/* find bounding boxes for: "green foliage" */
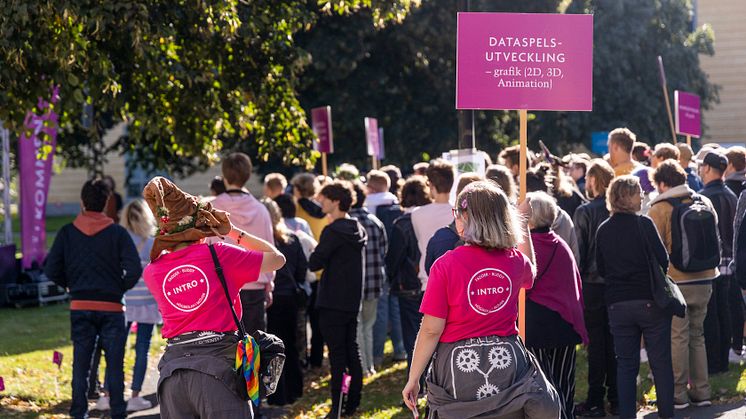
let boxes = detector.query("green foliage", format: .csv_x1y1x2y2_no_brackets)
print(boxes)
0,1,417,177
297,0,562,170
535,0,719,152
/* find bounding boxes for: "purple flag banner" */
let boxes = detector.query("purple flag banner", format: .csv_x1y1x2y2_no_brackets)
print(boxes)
311,106,333,153
365,117,379,157
675,91,701,138
53,350,63,368
19,87,59,269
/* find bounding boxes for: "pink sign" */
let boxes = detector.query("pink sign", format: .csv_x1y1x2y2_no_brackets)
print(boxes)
456,13,593,111
311,106,333,153
0,376,4,391
53,350,63,368
675,91,701,138
365,118,380,157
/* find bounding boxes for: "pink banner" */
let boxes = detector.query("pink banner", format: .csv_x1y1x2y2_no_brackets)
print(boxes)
675,91,701,138
365,118,379,157
311,106,333,153
456,13,593,111
19,87,59,269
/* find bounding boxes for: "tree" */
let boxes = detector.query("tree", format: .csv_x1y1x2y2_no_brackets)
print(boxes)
296,0,561,171
0,1,417,177
535,0,718,152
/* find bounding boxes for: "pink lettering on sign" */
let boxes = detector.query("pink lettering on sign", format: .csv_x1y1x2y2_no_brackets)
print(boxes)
467,268,512,315
456,13,593,111
311,106,334,153
162,265,210,312
675,91,701,138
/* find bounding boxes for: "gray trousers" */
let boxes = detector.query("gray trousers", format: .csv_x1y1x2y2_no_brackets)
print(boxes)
160,369,253,418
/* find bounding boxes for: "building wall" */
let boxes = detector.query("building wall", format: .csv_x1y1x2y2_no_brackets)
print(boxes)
47,124,260,215
698,0,746,144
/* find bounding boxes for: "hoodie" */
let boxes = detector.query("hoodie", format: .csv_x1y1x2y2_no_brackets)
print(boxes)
296,198,329,241
364,191,398,215
309,217,368,313
44,212,142,308
725,169,746,197
209,191,274,290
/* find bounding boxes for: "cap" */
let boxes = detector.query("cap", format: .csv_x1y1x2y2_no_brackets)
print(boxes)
702,151,728,172
694,143,721,163
676,143,693,162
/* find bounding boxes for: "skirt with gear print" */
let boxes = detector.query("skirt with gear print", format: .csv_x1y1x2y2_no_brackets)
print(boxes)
425,335,561,419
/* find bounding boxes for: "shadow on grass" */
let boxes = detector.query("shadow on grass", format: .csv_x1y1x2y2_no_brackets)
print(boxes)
0,304,70,356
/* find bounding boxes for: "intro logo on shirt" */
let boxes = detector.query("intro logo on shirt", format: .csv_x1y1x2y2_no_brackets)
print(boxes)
467,268,512,315
162,265,210,312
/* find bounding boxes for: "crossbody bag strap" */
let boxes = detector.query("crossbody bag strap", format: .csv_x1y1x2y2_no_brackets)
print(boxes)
208,244,247,336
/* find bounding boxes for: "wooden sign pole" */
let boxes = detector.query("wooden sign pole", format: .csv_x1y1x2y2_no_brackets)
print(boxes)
371,156,379,170
686,135,691,148
518,109,528,340
322,152,328,178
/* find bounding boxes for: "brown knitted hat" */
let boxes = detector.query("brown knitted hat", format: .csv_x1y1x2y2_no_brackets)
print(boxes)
143,176,231,260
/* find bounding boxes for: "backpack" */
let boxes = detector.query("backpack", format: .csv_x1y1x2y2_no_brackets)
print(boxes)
375,203,403,240
387,213,422,296
665,195,721,272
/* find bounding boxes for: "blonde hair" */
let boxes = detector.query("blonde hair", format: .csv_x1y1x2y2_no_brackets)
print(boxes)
121,199,156,239
526,192,558,229
606,176,642,214
264,173,287,193
455,180,522,249
260,198,291,245
366,170,391,193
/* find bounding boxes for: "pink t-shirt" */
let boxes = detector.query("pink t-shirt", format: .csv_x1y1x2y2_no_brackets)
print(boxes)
420,245,535,343
143,242,263,338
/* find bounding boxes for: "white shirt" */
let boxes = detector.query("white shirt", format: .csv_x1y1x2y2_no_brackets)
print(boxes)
411,202,454,290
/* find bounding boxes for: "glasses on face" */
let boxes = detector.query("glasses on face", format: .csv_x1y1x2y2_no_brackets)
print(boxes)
452,207,462,218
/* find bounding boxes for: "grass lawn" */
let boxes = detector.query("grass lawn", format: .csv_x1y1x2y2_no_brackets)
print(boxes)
0,304,166,418
2,305,745,418
0,214,76,253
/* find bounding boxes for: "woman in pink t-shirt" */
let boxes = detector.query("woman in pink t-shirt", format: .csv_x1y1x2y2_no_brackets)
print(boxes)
141,177,285,419
402,181,561,418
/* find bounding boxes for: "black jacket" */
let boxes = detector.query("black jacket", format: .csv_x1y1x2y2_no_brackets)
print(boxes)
573,196,610,284
725,179,746,198
44,224,142,303
274,233,308,297
309,217,367,312
699,179,738,260
596,214,668,305
385,213,421,295
424,222,462,275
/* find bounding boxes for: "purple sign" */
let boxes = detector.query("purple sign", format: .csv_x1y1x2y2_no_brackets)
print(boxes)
53,350,63,368
378,128,385,160
456,13,593,111
311,106,333,153
675,91,701,138
19,87,59,269
365,118,379,157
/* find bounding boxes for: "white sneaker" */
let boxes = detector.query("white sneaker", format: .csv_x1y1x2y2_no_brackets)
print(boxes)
94,395,110,411
127,396,153,412
728,349,743,364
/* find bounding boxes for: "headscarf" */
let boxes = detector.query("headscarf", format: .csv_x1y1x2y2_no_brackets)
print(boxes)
143,176,231,261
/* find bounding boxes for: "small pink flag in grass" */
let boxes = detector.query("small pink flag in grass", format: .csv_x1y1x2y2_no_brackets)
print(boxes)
0,376,5,391
53,351,63,368
341,373,351,394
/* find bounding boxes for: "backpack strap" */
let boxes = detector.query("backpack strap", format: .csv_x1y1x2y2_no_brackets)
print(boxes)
208,244,247,336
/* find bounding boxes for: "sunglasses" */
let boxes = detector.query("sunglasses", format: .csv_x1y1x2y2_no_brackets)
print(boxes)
452,207,464,218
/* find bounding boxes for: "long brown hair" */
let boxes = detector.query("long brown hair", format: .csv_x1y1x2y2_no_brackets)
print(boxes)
261,198,291,245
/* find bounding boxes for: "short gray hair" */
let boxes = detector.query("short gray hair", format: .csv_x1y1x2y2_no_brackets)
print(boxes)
526,192,558,229
456,180,523,249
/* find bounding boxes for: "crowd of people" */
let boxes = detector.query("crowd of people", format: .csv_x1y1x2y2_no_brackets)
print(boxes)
42,127,746,419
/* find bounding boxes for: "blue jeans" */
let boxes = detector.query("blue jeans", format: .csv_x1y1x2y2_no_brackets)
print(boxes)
127,322,154,392
608,300,674,419
373,284,406,361
70,310,127,419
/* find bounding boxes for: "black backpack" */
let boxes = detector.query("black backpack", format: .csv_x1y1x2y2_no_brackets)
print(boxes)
386,213,422,296
665,195,721,272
